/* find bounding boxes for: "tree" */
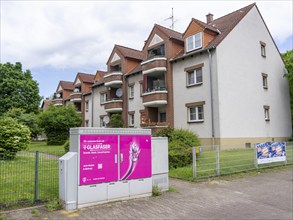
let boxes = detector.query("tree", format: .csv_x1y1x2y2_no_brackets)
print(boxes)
0,62,42,115
4,108,42,139
38,105,82,145
0,116,31,160
282,50,293,125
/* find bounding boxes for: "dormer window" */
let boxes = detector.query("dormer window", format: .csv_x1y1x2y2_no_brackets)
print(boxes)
148,44,165,58
111,64,121,72
186,32,203,52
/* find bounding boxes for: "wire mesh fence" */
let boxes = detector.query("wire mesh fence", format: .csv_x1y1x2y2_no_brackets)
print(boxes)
0,151,61,210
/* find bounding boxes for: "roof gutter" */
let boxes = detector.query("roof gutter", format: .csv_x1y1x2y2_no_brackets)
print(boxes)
207,48,215,146
170,47,214,62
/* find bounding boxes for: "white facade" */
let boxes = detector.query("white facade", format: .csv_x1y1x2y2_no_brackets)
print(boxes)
92,85,107,127
172,5,291,144
84,94,92,127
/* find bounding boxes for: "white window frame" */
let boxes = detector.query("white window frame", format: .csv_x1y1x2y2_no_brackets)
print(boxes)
188,106,204,122
129,86,134,99
261,44,266,57
100,116,106,127
264,108,270,121
129,114,134,127
85,120,89,127
262,75,268,89
100,93,107,104
187,68,203,86
186,32,203,52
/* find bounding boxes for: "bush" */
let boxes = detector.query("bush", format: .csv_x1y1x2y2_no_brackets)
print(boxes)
156,128,200,168
110,114,123,128
64,140,70,153
0,117,31,159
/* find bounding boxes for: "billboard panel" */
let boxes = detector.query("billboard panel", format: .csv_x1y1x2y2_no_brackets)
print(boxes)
256,142,286,164
120,135,152,180
79,135,118,185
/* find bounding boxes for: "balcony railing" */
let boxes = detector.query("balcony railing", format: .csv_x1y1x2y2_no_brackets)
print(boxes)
104,72,123,87
141,57,167,75
70,92,82,102
142,88,167,107
140,121,169,128
104,98,123,113
52,99,63,106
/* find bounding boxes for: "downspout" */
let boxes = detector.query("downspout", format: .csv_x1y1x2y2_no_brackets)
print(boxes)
125,76,129,127
91,88,94,127
207,48,215,146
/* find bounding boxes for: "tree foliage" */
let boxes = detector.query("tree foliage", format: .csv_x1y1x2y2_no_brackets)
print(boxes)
155,127,201,168
110,114,123,128
4,108,42,139
282,50,293,125
0,62,42,115
38,105,82,145
0,116,31,159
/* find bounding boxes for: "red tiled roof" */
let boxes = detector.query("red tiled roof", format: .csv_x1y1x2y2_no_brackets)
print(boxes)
94,70,107,82
115,44,144,60
125,63,142,76
59,81,74,91
155,24,183,41
76,72,96,84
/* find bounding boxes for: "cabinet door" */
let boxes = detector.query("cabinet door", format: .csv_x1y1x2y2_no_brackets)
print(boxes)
119,135,152,180
79,135,118,185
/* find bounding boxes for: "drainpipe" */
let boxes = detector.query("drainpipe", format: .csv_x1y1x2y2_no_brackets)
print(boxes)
125,76,129,127
207,49,215,146
91,88,94,127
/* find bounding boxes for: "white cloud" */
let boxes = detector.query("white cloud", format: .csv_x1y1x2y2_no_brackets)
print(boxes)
1,1,292,74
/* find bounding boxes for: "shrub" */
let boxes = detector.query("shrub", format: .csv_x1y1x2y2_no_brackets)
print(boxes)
110,114,123,128
0,117,31,159
156,128,201,168
46,197,62,211
64,140,70,153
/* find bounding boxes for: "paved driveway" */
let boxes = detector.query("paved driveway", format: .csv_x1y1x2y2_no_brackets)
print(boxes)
3,167,293,219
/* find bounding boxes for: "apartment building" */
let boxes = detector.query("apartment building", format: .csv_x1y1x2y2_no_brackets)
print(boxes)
51,3,292,147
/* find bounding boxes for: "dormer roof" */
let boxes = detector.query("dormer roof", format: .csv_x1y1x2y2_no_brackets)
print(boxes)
74,72,96,85
56,80,74,93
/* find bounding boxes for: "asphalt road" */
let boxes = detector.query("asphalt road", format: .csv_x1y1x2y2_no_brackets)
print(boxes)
2,167,293,219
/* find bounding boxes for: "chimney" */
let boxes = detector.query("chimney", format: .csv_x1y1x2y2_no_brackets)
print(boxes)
206,13,213,23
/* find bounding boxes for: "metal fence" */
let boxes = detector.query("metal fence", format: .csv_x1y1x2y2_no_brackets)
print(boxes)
0,151,61,210
192,142,293,179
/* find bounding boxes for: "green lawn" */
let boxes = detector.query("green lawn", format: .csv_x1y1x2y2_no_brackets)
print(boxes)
169,144,293,180
0,153,59,208
25,141,65,157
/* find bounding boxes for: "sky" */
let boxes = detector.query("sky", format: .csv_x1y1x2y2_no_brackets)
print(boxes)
1,0,292,101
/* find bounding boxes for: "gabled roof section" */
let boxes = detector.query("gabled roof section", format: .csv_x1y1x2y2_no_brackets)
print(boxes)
125,63,142,77
107,44,143,65
94,70,107,82
206,3,255,48
56,80,74,92
74,72,96,84
143,24,183,50
183,18,220,38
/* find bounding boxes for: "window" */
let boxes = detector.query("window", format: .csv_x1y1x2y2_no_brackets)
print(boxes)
100,93,107,104
128,112,135,127
139,81,143,97
85,120,89,127
85,101,89,112
148,44,165,58
129,85,134,99
260,41,266,57
264,105,270,121
186,101,205,123
159,112,166,122
100,116,107,127
187,68,202,86
262,73,268,89
186,32,203,52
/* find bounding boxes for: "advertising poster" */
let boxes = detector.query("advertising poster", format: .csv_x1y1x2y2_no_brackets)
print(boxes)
256,142,286,164
79,135,118,185
120,135,152,180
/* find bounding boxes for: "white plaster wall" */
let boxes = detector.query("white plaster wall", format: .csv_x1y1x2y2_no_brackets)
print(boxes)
172,53,215,138
216,6,291,138
127,74,144,128
84,95,92,127
92,85,107,127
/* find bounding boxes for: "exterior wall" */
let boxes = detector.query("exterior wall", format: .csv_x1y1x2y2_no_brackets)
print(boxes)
84,94,92,127
127,73,144,127
216,6,291,139
92,85,107,127
172,53,215,138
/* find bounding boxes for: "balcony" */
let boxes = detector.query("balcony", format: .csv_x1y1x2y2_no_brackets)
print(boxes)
104,72,123,88
52,99,63,106
70,93,82,102
104,98,123,113
141,57,167,75
140,121,169,128
142,89,168,107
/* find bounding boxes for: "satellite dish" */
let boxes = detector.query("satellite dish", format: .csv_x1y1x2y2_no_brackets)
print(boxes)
56,93,61,98
103,116,110,125
116,88,123,97
74,88,80,93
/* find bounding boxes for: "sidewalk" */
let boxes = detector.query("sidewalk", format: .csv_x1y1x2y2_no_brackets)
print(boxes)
2,167,293,219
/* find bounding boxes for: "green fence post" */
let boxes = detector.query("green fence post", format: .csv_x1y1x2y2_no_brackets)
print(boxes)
34,151,39,203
